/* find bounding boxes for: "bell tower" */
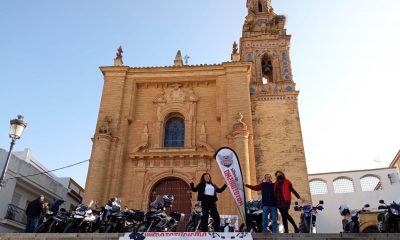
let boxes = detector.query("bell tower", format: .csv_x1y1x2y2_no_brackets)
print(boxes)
240,0,311,204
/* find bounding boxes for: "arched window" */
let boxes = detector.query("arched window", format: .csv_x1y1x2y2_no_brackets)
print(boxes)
261,54,273,83
333,177,355,193
164,116,185,148
360,175,382,191
309,179,328,195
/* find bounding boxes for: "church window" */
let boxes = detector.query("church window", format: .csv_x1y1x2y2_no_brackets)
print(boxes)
164,116,185,148
261,54,273,83
360,175,382,191
309,179,328,195
333,177,355,193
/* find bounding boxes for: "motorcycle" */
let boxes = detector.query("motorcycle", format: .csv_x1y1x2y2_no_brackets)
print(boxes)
239,200,280,233
339,203,370,233
101,198,145,233
136,195,184,232
185,203,215,232
34,199,68,233
63,201,100,233
244,200,262,232
294,200,324,233
377,200,400,233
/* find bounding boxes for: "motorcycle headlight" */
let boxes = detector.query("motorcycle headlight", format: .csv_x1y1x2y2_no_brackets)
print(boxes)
390,208,399,215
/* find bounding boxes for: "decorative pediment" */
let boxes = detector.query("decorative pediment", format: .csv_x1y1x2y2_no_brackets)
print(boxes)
153,83,198,104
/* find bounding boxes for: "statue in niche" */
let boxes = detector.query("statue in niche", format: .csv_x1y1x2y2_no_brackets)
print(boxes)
99,116,112,135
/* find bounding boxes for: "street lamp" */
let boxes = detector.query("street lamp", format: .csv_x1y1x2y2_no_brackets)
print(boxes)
0,115,27,189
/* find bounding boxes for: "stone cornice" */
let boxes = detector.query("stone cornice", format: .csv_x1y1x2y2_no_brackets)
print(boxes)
128,149,214,160
252,91,299,101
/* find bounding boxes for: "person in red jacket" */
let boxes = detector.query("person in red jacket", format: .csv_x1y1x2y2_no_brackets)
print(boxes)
274,171,304,233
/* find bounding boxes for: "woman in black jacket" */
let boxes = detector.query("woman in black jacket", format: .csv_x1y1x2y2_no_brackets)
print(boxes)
190,173,227,232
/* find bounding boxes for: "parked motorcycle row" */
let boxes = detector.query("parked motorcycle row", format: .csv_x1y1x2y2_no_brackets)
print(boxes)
34,196,400,234
339,200,400,233
34,195,184,233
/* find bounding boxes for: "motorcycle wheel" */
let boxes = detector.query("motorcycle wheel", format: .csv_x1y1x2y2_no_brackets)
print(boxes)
63,222,77,233
361,226,379,233
300,221,309,233
185,221,197,232
34,223,49,233
104,224,113,233
348,222,359,233
136,223,151,232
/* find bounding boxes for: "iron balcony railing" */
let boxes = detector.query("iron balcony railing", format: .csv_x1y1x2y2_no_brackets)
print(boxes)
5,204,27,224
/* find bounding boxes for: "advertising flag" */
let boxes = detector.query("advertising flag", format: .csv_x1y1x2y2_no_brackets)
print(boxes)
214,147,247,228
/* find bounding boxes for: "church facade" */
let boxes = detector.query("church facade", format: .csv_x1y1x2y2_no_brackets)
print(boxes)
84,0,311,223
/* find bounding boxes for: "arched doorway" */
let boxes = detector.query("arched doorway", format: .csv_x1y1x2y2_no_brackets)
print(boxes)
149,177,192,231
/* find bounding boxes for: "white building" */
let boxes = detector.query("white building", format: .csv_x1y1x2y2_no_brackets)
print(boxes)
308,166,400,233
0,148,84,233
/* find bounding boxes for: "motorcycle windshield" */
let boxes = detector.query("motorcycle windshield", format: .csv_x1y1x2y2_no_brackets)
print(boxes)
150,195,164,209
75,204,89,212
302,205,313,212
49,199,65,213
392,202,400,210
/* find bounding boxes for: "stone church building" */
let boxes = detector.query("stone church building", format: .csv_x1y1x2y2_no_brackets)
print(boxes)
84,0,311,226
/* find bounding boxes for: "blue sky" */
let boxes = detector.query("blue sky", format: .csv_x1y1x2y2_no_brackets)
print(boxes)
1,0,399,187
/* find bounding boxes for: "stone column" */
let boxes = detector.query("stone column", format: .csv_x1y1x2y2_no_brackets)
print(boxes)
231,113,253,201
84,133,112,204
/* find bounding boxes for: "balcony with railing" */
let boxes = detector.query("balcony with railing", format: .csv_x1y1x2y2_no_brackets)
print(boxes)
4,204,26,225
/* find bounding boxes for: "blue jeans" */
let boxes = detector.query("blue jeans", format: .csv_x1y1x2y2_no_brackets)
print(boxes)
25,216,39,233
262,206,278,233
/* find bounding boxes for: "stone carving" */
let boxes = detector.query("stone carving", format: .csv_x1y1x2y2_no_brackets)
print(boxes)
133,123,150,152
114,46,123,66
174,50,183,66
99,116,112,135
153,84,198,106
232,41,238,54
197,122,214,152
232,112,248,132
167,83,186,102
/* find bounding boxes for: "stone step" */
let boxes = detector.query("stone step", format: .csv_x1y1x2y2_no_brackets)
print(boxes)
0,233,400,240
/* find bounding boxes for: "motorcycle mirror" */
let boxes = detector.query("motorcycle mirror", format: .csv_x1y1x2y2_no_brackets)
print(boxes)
319,200,324,205
379,200,385,204
364,204,370,208
378,205,387,210
295,201,299,205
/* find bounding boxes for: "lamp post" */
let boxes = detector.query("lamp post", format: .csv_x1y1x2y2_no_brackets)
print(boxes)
0,115,27,189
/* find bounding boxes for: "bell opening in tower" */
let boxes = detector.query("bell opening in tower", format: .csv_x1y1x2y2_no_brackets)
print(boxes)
258,1,263,13
261,54,273,83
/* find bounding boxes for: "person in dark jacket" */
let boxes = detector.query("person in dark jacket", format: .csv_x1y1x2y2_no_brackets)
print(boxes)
245,173,277,233
25,195,44,232
190,173,227,232
274,171,304,233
